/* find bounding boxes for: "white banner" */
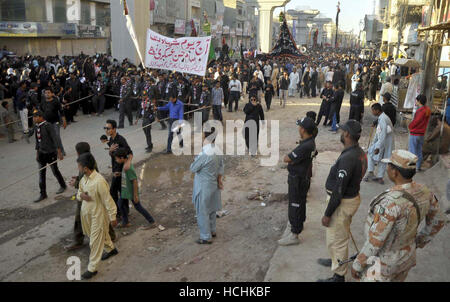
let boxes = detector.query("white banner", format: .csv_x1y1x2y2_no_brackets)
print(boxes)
145,28,211,76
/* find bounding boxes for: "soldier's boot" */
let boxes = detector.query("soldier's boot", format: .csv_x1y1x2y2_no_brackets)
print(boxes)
317,258,332,267
317,274,345,282
277,232,300,246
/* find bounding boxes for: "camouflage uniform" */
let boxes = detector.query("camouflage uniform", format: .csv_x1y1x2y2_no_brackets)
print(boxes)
353,181,445,282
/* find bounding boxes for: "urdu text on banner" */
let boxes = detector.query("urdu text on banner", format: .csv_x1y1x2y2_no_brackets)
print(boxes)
145,28,212,76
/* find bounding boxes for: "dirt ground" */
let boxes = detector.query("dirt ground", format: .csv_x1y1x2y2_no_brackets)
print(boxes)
1,93,448,282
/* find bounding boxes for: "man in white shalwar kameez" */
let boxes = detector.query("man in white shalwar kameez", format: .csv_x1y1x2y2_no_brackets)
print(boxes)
190,129,224,244
289,68,300,97
364,103,394,185
77,153,118,279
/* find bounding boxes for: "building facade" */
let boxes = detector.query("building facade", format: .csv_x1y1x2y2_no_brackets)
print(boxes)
0,0,110,56
110,0,257,65
379,0,426,60
285,9,333,48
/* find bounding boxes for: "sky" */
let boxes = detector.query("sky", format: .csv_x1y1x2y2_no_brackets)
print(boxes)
273,0,374,33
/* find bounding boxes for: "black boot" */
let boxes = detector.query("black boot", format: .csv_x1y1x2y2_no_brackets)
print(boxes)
317,273,345,282
81,270,97,280
33,194,48,203
317,258,332,267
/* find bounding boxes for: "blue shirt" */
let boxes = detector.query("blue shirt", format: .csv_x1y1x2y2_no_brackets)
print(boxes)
286,63,294,74
158,99,184,120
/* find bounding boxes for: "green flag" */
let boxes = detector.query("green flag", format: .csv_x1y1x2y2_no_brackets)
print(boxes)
208,40,215,61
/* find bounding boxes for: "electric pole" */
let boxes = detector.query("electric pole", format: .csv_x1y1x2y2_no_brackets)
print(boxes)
335,1,340,48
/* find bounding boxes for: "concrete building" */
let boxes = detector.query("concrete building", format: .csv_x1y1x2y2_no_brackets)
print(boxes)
379,0,427,60
363,14,384,47
0,0,111,56
285,9,333,48
110,0,258,65
224,0,257,49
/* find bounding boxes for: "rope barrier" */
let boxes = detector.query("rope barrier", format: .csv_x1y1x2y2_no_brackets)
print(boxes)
104,94,200,107
0,104,212,193
0,94,94,128
1,93,201,128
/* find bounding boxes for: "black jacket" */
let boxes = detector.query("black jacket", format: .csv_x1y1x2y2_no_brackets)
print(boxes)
279,77,289,90
244,102,264,123
30,121,59,154
350,89,365,111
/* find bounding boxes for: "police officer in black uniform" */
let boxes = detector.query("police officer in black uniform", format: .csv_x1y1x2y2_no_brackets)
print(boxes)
278,117,317,246
317,119,368,282
349,83,365,123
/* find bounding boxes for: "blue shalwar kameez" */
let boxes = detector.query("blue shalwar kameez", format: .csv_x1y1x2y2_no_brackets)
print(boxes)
190,144,224,241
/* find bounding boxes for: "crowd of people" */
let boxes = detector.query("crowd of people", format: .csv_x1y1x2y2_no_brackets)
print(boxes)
0,46,448,282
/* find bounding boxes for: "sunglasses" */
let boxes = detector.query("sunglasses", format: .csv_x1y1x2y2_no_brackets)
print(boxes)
104,127,112,130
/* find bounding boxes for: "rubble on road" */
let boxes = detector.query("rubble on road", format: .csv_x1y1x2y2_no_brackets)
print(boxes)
147,247,160,253
216,210,230,218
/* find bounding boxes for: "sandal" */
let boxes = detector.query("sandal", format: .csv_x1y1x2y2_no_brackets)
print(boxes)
117,223,131,228
196,239,212,245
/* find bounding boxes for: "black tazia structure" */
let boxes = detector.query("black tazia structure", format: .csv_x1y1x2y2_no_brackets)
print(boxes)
258,12,306,59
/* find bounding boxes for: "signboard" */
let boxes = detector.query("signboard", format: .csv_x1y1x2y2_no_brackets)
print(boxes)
236,28,242,36
0,22,38,37
421,6,430,26
190,0,201,8
405,23,418,44
440,46,450,68
175,19,186,35
145,28,212,76
77,25,105,38
223,26,230,35
0,22,77,38
67,0,81,23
